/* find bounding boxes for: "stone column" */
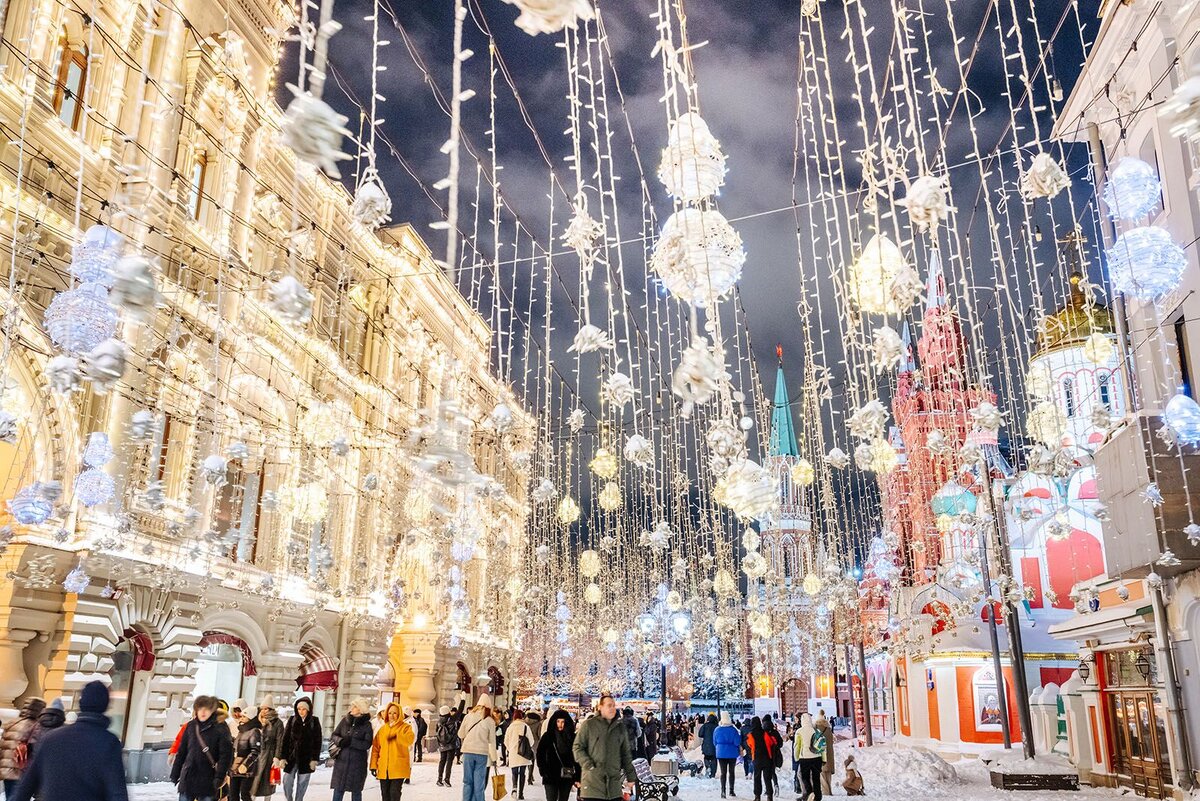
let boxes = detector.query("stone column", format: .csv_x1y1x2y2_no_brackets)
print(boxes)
390,626,439,713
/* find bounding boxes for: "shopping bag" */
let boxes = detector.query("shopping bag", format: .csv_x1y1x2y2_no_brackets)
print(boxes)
492,773,507,800
269,765,282,785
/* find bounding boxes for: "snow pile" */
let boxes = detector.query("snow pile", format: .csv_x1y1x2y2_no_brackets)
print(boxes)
853,744,960,794
984,752,1077,776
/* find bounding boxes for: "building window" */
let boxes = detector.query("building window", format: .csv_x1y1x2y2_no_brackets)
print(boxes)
1175,316,1192,399
52,34,88,132
187,152,208,220
1063,377,1076,418
1098,372,1112,408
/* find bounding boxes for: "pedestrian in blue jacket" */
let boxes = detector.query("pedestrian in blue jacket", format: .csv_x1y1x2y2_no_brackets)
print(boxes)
713,712,742,798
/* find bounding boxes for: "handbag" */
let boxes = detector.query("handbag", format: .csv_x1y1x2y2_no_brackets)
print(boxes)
491,773,507,800
552,741,575,781
269,764,282,785
517,731,535,762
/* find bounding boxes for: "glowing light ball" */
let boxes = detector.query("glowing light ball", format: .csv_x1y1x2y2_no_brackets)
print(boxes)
1020,152,1071,200
623,434,654,469
741,550,768,579
1165,392,1200,446
659,112,727,203
790,458,815,487
866,438,898,474
1026,363,1053,399
713,569,738,598
848,234,908,315
579,549,602,577
82,432,114,467
584,582,602,605
1028,399,1068,446
1102,157,1162,220
75,468,115,507
718,459,778,521
650,208,745,308
8,484,54,525
1106,226,1186,301
802,572,823,596
589,447,619,479
601,627,620,645
1083,332,1115,366
70,225,124,286
557,495,581,524
598,481,622,511
43,283,118,355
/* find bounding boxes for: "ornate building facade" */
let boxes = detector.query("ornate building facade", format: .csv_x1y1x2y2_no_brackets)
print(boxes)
0,0,529,781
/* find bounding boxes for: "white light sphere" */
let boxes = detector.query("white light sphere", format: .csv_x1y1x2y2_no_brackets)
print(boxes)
651,208,745,308
1102,157,1162,220
848,234,908,315
1027,400,1068,447
82,432,114,467
658,112,727,203
584,582,602,605
1106,226,1186,301
589,447,619,480
1165,392,1200,446
75,468,115,507
70,225,124,286
1082,332,1115,366
579,548,602,578
8,484,54,525
557,495,581,524
790,458,815,487
43,283,118,355
598,481,622,511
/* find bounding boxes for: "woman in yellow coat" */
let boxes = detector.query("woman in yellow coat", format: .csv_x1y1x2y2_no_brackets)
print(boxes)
370,703,415,801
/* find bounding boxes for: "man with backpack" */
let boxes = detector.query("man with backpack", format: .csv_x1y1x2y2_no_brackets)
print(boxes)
792,713,827,801
435,706,459,787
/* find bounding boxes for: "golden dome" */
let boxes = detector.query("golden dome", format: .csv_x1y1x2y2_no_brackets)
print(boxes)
1036,273,1114,355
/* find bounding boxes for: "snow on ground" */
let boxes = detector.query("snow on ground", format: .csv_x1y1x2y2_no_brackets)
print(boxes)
128,745,1129,801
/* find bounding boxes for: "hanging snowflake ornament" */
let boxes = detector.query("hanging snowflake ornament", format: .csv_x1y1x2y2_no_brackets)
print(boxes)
623,434,654,469
140,480,166,511
1185,523,1200,547
532,478,557,504
826,448,850,469
800,0,820,17
658,112,727,203
1157,549,1182,568
601,372,635,410
108,255,160,320
562,200,604,261
1092,405,1114,431
651,208,745,308
81,339,126,393
871,326,904,371
970,401,1004,434
1141,483,1164,506
489,403,514,435
534,543,551,565
567,408,586,433
706,420,746,473
501,0,594,35
267,276,314,326
201,454,228,487
62,563,91,595
848,399,889,441
44,355,81,394
889,264,924,310
642,520,672,550
899,174,955,232
568,324,614,354
717,459,779,521
351,171,392,229
791,458,815,487
672,337,724,416
1082,332,1115,366
1019,152,1071,200
280,83,352,177
130,410,161,442
854,442,873,469
741,550,768,579
958,441,983,465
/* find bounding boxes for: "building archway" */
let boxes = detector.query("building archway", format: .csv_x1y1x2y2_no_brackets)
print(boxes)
295,641,339,728
109,627,156,743
194,631,257,704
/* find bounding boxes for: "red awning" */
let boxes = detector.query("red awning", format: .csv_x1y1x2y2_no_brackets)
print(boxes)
122,629,156,672
200,631,257,676
299,669,339,691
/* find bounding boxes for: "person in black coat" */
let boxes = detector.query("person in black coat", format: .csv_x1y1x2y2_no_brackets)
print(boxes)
534,710,580,801
10,681,128,801
642,715,660,757
281,697,322,801
171,694,234,801
26,698,66,758
230,716,264,801
329,700,373,801
700,713,718,778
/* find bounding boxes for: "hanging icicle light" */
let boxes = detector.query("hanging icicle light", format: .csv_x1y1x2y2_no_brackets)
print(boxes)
651,208,746,308
791,458,815,487
501,0,594,35
1105,226,1187,301
70,225,125,286
1102,157,1162,220
43,283,118,355
557,495,581,525
1164,392,1200,446
658,112,727,203
848,234,908,315
1019,152,1071,200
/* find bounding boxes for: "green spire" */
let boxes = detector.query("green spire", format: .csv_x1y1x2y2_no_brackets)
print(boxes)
769,345,800,457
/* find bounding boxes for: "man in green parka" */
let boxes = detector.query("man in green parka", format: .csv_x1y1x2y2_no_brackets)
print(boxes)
572,695,637,801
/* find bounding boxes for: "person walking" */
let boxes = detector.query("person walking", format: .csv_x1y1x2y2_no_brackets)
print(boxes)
713,712,741,799
171,695,234,801
330,699,374,801
745,716,781,801
573,695,636,801
26,698,65,760
282,697,322,801
0,697,45,797
699,713,718,779
813,710,834,797
251,704,285,798
642,714,660,758
435,706,459,787
535,710,579,801
410,709,427,764
497,708,512,768
504,710,534,800
738,717,754,779
524,711,542,786
370,703,414,801
792,713,826,801
9,682,127,801
457,695,498,801
230,708,264,801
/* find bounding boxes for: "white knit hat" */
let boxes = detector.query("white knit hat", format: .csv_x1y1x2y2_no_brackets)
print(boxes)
477,692,494,709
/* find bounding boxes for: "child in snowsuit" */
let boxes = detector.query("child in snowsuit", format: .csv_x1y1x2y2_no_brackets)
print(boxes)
842,754,865,796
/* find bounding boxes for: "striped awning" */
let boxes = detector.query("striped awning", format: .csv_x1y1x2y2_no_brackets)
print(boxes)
297,651,340,691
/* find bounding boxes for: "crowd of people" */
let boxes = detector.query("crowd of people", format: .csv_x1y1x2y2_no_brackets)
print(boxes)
0,685,869,801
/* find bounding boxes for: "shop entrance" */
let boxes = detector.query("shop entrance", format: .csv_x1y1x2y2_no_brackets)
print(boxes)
1103,648,1172,799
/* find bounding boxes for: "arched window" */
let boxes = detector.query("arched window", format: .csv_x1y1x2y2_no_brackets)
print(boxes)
187,151,209,220
52,33,88,131
1098,372,1112,409
1062,377,1076,417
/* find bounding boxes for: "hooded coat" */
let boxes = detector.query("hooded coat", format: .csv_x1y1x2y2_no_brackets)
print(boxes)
370,704,415,781
713,714,741,761
573,713,637,800
282,697,323,775
792,714,825,762
27,702,66,757
250,707,285,796
232,718,264,778
814,712,834,776
699,714,718,757
9,690,127,801
745,719,780,769
535,710,580,789
170,715,234,800
0,698,46,781
330,712,373,792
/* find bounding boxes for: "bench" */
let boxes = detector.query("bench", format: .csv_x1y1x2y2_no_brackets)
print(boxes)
670,745,703,776
633,757,676,799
